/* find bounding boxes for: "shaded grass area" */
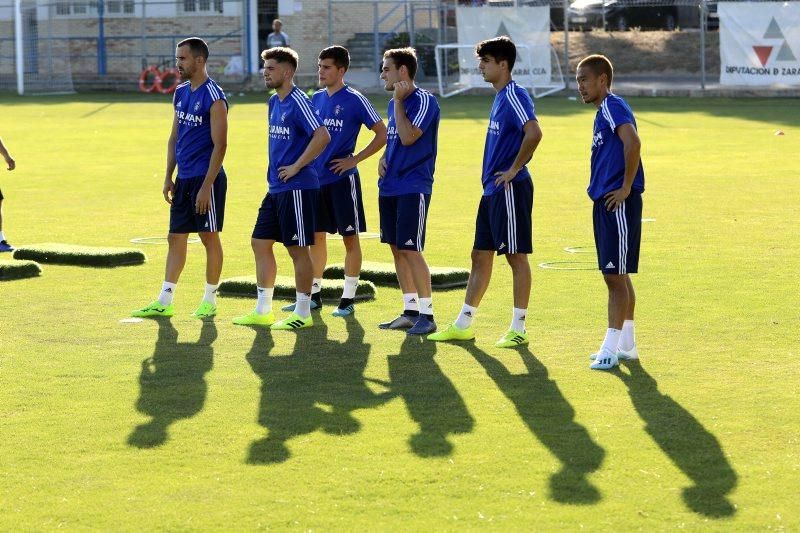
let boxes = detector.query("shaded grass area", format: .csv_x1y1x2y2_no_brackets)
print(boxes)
13,243,146,267
0,93,797,529
0,259,42,280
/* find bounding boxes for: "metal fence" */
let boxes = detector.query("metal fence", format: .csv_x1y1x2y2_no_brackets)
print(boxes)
0,0,249,93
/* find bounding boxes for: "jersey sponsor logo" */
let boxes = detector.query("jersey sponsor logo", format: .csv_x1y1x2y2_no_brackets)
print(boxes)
488,120,501,133
387,126,397,136
269,124,291,139
323,118,344,129
176,110,203,125
592,131,604,149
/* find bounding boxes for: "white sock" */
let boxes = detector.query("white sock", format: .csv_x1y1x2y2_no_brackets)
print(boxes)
511,307,527,332
403,293,419,313
158,281,177,306
0,230,5,241
295,291,312,318
454,304,477,329
311,278,322,295
256,286,273,314
619,320,635,351
203,283,219,306
600,328,622,354
420,297,433,317
342,275,359,299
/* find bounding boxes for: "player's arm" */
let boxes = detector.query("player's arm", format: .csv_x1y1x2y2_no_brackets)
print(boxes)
0,137,15,171
494,119,542,185
278,126,331,182
163,113,179,204
392,82,423,146
378,154,387,178
604,123,641,211
494,120,543,187
195,100,228,215
330,121,388,175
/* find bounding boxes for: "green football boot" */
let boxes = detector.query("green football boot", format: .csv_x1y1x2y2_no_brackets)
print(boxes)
270,312,313,330
427,323,475,342
232,310,276,327
191,301,217,319
494,329,528,348
132,300,174,318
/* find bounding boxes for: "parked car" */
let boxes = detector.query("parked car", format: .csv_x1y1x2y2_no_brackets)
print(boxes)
567,0,679,31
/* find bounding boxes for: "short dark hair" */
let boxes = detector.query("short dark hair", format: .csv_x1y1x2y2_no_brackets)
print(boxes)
577,54,614,87
177,37,209,61
383,47,418,80
475,36,516,71
319,45,350,71
261,46,299,70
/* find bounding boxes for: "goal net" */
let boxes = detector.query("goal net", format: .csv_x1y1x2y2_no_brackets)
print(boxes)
435,42,565,98
0,0,76,95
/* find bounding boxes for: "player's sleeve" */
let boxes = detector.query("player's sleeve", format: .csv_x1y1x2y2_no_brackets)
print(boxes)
352,90,382,128
409,91,438,131
206,82,228,110
291,91,323,136
506,86,536,128
601,97,634,132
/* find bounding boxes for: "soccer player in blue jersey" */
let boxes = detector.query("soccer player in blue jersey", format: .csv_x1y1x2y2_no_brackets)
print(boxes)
233,47,330,330
428,36,543,348
0,135,17,253
377,47,441,336
280,45,386,317
576,55,645,370
132,37,228,319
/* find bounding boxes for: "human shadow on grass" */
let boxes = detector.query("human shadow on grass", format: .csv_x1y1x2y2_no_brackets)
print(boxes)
127,318,216,448
387,336,474,457
462,343,605,504
246,316,394,464
615,361,738,517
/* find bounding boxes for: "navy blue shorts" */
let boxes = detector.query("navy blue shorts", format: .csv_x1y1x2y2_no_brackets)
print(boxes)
593,192,642,275
473,178,533,255
379,193,431,251
252,189,318,247
169,173,227,233
316,173,367,235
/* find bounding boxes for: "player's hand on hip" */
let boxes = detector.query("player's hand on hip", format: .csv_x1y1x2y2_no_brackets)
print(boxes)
493,168,516,188
604,186,630,211
330,156,357,175
278,164,299,182
378,157,386,178
195,185,212,214
393,80,412,101
5,156,15,171
163,179,175,205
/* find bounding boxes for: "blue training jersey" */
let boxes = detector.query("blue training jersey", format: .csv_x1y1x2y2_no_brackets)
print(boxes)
174,78,228,179
588,93,645,201
380,87,440,197
311,85,382,186
482,80,537,196
267,86,323,193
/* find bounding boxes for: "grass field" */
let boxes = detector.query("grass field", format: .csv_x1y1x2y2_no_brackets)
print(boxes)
0,91,798,530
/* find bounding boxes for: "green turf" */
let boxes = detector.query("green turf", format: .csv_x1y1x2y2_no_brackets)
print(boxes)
0,259,42,280
13,242,146,267
218,274,376,302
324,261,469,289
0,92,797,529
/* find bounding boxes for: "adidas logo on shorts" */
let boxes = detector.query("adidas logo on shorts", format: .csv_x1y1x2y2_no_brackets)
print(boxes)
499,243,506,250
405,239,414,246
346,225,354,231
292,234,299,240
606,261,616,269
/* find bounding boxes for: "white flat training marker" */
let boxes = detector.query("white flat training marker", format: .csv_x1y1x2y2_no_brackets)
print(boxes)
119,318,144,324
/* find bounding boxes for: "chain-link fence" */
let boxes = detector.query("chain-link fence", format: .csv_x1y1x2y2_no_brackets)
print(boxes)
0,0,249,93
